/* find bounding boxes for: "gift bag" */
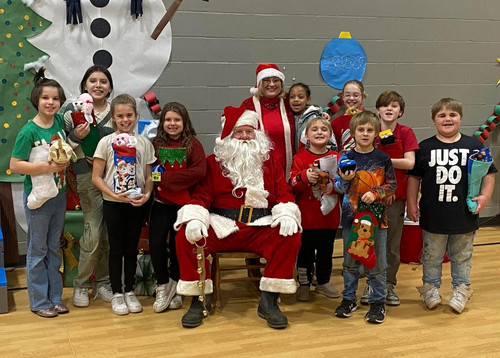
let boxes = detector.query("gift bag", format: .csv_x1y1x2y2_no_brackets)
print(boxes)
135,253,156,296
59,232,80,287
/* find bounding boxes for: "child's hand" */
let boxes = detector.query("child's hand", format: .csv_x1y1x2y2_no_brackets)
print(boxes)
48,160,69,173
130,192,151,207
471,194,488,215
383,194,396,206
321,181,333,195
338,169,355,181
306,168,319,185
406,202,420,222
113,191,133,203
74,122,90,140
361,191,376,204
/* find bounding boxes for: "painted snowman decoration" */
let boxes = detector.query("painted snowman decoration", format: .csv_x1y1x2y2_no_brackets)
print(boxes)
27,0,171,101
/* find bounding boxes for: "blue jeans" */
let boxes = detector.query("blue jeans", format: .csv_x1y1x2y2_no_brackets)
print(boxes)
24,190,66,311
341,226,387,303
421,230,474,288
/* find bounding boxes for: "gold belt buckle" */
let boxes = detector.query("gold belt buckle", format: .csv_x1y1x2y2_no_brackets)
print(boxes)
238,205,253,224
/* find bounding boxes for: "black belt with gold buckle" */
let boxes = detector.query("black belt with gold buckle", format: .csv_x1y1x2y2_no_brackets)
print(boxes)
212,205,271,224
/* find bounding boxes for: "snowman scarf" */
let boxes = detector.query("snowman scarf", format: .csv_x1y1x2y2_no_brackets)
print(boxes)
346,200,386,269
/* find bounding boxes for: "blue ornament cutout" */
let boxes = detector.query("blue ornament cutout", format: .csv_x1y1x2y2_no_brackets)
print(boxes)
320,31,367,90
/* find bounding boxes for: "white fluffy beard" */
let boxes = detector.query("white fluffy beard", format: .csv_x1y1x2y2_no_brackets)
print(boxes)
214,131,273,201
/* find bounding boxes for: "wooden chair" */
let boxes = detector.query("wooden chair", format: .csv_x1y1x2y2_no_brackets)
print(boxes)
210,252,265,309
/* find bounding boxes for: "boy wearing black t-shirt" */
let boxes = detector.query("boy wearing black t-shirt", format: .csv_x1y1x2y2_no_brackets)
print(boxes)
407,98,497,314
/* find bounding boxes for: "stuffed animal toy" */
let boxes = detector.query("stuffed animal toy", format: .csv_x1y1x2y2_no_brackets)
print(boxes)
70,93,101,156
49,138,77,163
71,93,96,126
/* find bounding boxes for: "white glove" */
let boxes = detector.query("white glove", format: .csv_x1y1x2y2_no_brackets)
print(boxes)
185,219,208,244
271,216,298,237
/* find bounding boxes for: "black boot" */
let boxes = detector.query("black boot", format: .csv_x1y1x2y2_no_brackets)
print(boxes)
181,295,211,328
257,291,288,329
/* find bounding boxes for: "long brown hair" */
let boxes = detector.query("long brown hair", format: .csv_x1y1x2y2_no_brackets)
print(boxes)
154,102,197,155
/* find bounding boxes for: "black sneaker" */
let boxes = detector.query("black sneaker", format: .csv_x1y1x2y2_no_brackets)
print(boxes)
365,301,386,324
334,298,358,318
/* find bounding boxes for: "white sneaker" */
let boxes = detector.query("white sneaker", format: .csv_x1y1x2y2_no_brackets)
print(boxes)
153,280,177,313
124,291,143,313
111,293,129,315
417,284,442,309
448,284,473,314
360,285,372,305
73,287,89,307
315,282,340,298
94,284,114,302
168,294,183,310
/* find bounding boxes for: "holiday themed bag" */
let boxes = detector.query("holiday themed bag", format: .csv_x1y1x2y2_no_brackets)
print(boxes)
112,133,141,198
345,200,386,269
466,148,493,213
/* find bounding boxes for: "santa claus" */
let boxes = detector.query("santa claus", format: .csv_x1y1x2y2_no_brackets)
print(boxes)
174,105,302,329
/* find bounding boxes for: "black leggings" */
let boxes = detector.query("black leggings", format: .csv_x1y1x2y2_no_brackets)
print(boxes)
148,201,180,284
296,228,336,286
103,200,147,294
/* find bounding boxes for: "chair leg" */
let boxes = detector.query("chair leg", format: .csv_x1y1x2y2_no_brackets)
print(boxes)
211,256,221,308
245,258,263,278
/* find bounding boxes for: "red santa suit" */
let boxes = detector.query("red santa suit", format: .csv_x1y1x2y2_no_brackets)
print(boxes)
241,95,295,177
174,153,302,296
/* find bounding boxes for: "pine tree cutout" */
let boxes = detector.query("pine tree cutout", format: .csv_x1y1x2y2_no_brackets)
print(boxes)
0,0,50,181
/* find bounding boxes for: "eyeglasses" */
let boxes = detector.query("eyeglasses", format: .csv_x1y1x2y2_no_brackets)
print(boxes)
343,92,362,99
262,77,282,85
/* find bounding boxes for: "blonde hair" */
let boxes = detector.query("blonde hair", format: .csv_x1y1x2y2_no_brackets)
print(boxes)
349,111,380,137
305,117,332,136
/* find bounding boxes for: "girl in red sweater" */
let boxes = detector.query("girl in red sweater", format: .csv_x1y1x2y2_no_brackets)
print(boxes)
149,102,206,313
290,118,341,301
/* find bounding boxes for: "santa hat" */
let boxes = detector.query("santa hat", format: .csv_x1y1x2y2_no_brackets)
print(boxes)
250,63,285,95
217,106,259,142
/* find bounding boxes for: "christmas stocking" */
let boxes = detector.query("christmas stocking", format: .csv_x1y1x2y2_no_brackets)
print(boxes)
345,200,386,269
466,148,493,213
112,134,141,198
27,144,58,209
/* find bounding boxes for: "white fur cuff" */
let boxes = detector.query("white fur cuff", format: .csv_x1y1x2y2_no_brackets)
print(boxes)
209,213,239,239
174,204,210,231
176,279,213,296
260,277,297,294
271,202,302,231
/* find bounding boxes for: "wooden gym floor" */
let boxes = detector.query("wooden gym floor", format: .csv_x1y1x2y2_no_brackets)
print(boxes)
1,226,500,358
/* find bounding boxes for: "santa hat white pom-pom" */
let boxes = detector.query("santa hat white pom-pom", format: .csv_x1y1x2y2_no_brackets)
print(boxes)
250,86,258,95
